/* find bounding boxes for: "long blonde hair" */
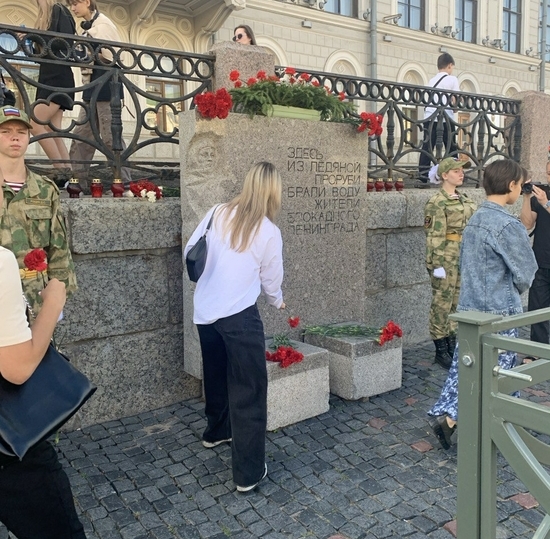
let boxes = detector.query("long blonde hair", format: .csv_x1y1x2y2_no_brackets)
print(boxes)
35,0,57,30
221,162,282,252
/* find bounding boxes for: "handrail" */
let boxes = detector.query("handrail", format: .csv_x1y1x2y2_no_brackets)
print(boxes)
451,309,550,539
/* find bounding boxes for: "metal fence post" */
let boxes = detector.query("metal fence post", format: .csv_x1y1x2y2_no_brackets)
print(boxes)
110,70,123,182
450,311,502,539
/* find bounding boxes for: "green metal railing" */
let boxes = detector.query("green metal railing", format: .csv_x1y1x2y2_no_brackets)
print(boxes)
452,308,550,539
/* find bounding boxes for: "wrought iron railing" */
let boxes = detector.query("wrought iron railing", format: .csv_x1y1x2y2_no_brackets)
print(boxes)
452,309,550,539
0,24,213,186
281,67,521,185
0,22,521,189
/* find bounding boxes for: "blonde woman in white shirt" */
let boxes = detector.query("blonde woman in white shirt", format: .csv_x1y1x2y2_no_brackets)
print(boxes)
185,161,285,493
0,179,86,537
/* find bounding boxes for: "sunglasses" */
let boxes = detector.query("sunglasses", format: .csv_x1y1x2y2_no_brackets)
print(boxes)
233,33,245,41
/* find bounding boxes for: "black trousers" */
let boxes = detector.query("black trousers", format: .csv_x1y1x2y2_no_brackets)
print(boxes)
0,441,86,539
418,120,458,181
529,267,550,344
197,304,267,487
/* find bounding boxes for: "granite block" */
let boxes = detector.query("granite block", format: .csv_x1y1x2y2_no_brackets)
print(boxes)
65,198,182,254
265,340,330,431
210,42,274,92
365,232,387,291
365,284,432,344
517,91,550,184
304,331,402,400
364,192,407,230
62,327,201,428
61,253,175,342
386,230,427,287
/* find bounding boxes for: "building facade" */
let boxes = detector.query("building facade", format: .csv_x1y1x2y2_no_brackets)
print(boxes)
0,0,545,165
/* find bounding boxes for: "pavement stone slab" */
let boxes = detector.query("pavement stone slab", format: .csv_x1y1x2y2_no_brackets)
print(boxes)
0,341,548,538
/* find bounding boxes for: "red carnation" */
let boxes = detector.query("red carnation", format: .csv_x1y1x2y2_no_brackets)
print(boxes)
311,80,320,87
229,70,240,82
247,77,258,86
23,249,47,272
285,67,297,75
338,91,346,101
234,80,242,88
299,73,311,81
257,70,267,80
288,316,300,328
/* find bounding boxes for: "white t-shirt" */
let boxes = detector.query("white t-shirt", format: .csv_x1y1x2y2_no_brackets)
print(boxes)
424,73,460,120
0,246,32,347
184,205,284,325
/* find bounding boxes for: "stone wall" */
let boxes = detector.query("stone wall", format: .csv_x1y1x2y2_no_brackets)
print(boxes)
60,186,523,425
59,198,201,429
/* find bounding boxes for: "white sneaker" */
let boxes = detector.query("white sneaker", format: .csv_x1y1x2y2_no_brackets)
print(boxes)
202,437,232,448
236,464,268,493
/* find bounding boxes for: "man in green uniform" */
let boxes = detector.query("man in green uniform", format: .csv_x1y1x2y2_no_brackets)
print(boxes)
424,157,476,369
0,106,77,313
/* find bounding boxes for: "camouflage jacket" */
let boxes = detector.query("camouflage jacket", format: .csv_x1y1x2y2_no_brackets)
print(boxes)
0,169,77,312
424,189,477,270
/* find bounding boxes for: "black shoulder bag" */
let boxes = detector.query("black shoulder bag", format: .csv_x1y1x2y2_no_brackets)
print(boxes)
0,300,96,460
186,206,219,283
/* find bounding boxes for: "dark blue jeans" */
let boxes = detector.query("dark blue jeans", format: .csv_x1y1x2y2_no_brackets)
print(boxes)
528,267,550,344
197,304,267,487
418,119,458,181
0,441,86,539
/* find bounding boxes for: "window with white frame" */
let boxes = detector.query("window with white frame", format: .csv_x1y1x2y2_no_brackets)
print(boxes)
503,0,521,53
322,0,357,17
540,1,550,61
397,0,424,31
455,0,477,43
145,78,184,133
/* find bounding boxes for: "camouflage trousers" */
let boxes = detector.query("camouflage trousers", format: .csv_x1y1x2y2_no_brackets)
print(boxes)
429,262,460,340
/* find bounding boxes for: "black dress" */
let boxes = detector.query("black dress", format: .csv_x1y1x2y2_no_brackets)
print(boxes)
34,3,76,111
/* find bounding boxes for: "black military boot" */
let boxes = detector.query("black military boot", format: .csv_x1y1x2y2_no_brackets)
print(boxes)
446,334,457,359
433,338,452,370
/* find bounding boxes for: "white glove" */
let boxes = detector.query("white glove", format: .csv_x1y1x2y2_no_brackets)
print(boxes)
433,267,446,279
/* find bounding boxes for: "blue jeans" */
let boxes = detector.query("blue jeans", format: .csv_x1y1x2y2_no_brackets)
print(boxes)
197,304,267,487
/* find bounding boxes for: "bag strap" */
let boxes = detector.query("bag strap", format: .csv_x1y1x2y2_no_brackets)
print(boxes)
204,205,220,235
432,74,448,89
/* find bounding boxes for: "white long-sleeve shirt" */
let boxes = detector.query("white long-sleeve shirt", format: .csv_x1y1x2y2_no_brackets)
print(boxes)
184,206,284,325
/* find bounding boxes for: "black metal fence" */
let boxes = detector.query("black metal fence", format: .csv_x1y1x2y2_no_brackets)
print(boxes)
283,67,521,185
0,23,521,189
0,24,213,186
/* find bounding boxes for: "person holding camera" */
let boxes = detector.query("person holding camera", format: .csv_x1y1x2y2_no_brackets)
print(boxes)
520,163,550,346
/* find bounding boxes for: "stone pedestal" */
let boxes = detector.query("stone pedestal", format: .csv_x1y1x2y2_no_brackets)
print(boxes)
266,340,329,431
517,91,550,184
180,111,369,379
304,330,402,400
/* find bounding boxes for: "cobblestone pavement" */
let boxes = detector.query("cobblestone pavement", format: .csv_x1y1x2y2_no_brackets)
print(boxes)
2,340,548,539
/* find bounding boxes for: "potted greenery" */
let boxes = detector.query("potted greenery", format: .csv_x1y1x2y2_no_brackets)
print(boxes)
228,67,353,121
193,68,384,134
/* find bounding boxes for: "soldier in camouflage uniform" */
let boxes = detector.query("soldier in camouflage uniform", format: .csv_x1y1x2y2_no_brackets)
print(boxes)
424,157,476,369
0,106,77,314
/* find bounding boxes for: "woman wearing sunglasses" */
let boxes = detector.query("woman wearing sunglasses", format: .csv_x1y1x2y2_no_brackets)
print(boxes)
233,25,257,45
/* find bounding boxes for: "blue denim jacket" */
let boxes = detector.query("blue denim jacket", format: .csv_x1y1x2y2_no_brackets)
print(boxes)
457,201,538,316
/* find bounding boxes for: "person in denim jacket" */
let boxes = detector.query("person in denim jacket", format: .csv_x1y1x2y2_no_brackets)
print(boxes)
428,159,538,450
